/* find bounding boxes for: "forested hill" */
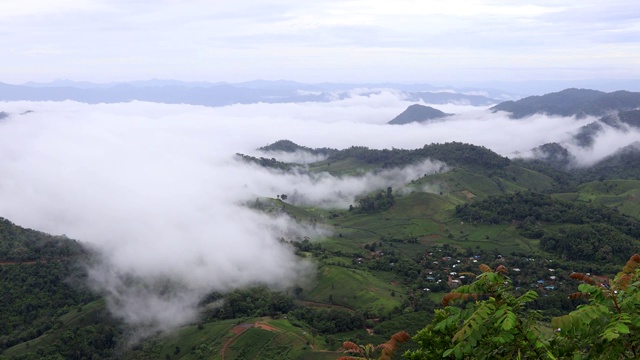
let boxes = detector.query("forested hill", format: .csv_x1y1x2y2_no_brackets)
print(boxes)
0,218,100,356
387,104,451,124
573,109,640,148
0,217,84,262
255,139,640,190
329,142,510,170
597,108,640,128
578,143,640,181
260,140,511,171
491,88,640,118
455,191,640,262
525,140,640,182
258,139,338,156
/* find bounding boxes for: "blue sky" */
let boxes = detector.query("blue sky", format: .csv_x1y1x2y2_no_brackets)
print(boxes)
2,0,639,84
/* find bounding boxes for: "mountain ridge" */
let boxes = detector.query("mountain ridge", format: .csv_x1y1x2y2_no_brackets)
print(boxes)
491,88,640,118
0,80,508,107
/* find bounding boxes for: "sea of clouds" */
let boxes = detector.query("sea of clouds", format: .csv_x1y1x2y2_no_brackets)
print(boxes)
0,91,637,335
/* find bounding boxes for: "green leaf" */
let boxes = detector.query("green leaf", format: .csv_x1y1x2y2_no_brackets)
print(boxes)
516,290,538,304
502,311,517,331
443,348,454,357
615,322,630,334
454,345,463,359
602,328,619,341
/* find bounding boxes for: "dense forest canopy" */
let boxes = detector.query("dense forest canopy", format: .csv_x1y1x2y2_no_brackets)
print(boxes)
320,142,511,171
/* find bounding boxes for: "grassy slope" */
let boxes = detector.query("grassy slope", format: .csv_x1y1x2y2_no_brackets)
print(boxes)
307,158,377,176
156,320,236,360
305,265,404,313
574,180,640,217
295,165,554,326
153,317,340,360
6,152,639,360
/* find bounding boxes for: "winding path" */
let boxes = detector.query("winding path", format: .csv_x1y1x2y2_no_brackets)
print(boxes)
220,323,253,360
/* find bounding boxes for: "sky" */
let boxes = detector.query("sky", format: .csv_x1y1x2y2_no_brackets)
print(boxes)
2,0,640,85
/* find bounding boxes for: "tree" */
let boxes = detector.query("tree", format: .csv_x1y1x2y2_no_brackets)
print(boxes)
405,264,551,359
405,254,640,360
550,254,640,359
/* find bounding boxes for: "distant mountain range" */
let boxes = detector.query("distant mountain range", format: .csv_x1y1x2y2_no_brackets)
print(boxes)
486,89,640,159
491,88,640,118
0,80,507,107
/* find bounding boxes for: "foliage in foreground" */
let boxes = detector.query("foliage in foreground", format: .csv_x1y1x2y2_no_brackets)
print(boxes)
551,254,640,359
404,254,640,359
339,331,411,360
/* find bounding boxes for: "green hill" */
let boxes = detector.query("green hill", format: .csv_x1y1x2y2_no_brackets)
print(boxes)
258,139,337,156
388,104,451,125
579,143,640,181
3,141,640,359
310,142,510,173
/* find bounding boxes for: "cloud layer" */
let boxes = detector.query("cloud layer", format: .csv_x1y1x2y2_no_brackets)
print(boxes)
2,1,640,83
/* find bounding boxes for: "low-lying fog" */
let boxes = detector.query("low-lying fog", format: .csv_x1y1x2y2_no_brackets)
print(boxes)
0,91,636,335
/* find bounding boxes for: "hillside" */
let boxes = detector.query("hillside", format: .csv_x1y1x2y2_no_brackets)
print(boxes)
616,109,640,127
579,142,640,181
387,104,451,124
491,88,640,118
524,139,640,182
3,141,640,359
306,142,510,175
258,139,338,156
572,109,640,148
0,219,101,356
530,143,575,169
